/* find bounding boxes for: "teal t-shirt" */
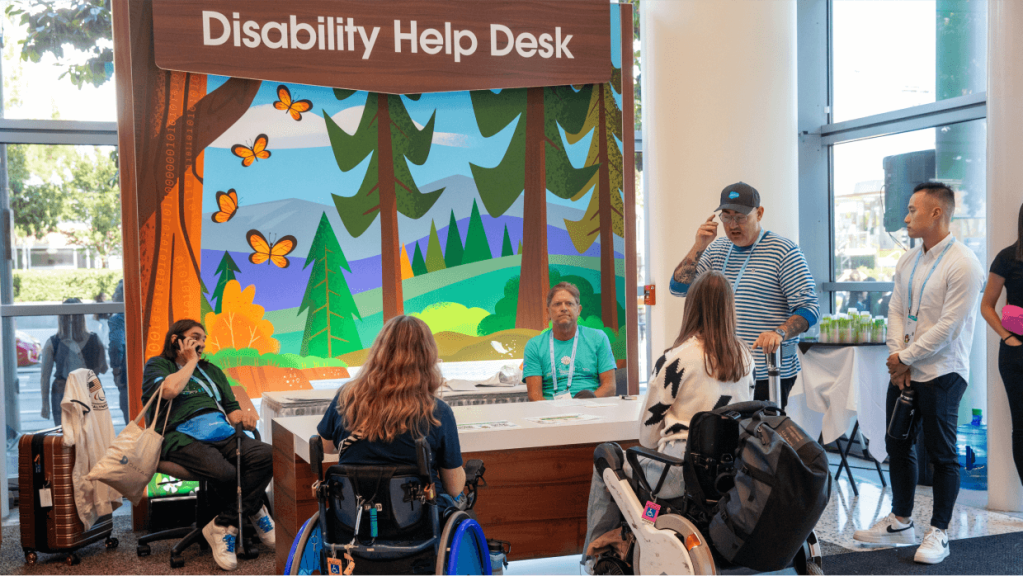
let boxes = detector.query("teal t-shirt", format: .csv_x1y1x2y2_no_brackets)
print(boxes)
522,326,617,399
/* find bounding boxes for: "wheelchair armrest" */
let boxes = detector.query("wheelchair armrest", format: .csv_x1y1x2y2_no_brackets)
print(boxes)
310,435,324,483
627,446,684,467
464,460,485,485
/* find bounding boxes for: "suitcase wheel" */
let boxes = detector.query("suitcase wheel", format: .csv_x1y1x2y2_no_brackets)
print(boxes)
106,537,119,549
24,551,37,565
137,543,151,557
65,553,80,566
170,553,185,569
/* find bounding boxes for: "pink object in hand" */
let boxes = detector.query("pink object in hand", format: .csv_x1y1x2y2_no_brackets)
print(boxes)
1003,304,1023,335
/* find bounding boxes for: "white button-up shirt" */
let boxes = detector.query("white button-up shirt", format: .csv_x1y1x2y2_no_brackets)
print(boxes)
886,233,984,383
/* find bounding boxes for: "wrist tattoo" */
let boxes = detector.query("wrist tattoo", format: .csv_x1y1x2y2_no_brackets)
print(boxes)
779,315,809,338
673,250,704,284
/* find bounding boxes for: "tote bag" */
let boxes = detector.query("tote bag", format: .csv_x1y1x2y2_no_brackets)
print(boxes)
86,384,172,505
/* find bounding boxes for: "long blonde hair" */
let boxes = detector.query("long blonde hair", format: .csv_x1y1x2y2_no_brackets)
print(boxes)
338,315,443,442
672,270,750,382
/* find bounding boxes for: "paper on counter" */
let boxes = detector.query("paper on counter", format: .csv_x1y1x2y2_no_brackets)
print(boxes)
457,420,521,432
442,379,481,392
523,413,603,425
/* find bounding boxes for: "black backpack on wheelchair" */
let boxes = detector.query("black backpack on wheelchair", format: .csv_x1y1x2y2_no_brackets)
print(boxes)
285,436,496,575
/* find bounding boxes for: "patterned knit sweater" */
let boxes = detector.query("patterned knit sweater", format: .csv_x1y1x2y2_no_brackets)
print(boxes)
640,338,755,450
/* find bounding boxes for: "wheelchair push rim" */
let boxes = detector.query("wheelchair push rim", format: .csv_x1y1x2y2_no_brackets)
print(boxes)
436,511,493,575
286,511,323,575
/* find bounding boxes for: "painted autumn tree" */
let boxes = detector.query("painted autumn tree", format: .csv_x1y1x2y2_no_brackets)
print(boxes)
469,86,597,330
298,213,362,358
565,67,625,331
324,90,444,322
211,251,241,313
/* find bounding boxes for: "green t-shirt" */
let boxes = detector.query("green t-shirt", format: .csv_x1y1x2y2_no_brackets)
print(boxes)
523,326,617,400
142,356,240,458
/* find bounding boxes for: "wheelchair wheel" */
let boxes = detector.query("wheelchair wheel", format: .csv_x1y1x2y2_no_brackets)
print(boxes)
633,514,716,575
285,511,323,575
435,510,492,575
793,530,824,575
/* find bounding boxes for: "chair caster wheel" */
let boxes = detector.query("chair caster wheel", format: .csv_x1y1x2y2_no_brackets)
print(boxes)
170,554,185,569
106,537,119,549
66,553,81,566
25,551,37,565
137,544,151,557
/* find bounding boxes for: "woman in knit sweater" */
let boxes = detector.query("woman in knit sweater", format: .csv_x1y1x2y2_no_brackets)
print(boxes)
583,270,753,569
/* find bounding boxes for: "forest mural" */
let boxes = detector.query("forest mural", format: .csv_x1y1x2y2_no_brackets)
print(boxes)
137,7,629,399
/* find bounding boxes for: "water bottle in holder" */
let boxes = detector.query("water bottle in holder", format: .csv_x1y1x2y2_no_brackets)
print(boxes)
887,388,917,440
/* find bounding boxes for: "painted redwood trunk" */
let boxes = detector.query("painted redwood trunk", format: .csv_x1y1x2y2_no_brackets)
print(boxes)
516,87,550,330
377,93,404,321
597,83,619,331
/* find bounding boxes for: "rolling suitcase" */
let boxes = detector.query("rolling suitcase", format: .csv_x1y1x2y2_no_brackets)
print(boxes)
19,428,118,565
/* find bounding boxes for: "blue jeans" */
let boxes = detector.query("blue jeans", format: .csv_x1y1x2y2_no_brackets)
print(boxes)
885,373,967,530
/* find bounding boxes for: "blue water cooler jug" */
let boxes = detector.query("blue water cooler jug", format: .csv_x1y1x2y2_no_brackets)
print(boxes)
957,409,987,490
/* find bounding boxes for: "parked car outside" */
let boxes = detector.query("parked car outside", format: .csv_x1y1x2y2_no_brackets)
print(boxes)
16,330,41,366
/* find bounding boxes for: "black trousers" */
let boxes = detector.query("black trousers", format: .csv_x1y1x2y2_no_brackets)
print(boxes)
166,432,273,528
998,340,1023,484
754,376,796,410
885,372,967,530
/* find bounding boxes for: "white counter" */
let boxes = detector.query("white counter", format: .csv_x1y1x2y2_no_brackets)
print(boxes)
274,396,644,464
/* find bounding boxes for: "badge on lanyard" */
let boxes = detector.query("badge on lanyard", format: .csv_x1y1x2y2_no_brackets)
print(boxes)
550,330,579,400
904,238,955,345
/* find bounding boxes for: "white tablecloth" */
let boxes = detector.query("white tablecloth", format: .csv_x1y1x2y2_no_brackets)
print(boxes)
787,344,890,463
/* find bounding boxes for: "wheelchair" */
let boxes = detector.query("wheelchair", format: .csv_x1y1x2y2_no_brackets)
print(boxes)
285,435,498,575
592,442,823,575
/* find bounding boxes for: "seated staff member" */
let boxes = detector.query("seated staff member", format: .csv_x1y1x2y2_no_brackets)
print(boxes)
582,270,754,569
317,315,465,506
523,282,617,401
142,320,275,572
670,182,819,408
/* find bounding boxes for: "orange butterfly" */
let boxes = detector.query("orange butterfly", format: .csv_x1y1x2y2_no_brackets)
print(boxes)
273,85,313,121
211,189,239,223
231,134,271,167
246,229,297,268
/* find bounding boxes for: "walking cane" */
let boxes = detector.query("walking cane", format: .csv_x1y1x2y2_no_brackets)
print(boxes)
236,423,244,557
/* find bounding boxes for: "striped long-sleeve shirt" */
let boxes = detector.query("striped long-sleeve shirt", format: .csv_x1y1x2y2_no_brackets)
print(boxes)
669,232,820,380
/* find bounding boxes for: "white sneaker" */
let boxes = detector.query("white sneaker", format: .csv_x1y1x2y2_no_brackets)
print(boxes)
202,519,239,571
248,504,275,547
914,527,950,564
852,513,917,545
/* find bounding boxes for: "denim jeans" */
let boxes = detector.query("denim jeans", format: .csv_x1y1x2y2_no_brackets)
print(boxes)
885,372,967,530
997,340,1023,485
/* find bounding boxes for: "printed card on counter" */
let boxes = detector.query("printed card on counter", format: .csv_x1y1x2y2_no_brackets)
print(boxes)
457,420,521,432
523,413,603,425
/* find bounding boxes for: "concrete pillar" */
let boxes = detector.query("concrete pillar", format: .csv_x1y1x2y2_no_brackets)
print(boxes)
986,0,1023,512
643,0,799,352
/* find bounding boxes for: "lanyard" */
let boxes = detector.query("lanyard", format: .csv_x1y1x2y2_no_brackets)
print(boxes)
178,363,222,404
549,329,580,397
722,228,768,292
906,237,956,321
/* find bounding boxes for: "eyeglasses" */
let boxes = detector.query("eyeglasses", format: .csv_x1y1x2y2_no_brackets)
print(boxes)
719,214,750,225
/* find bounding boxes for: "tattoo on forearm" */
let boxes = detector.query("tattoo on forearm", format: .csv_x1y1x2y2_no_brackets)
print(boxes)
673,250,704,284
779,315,810,338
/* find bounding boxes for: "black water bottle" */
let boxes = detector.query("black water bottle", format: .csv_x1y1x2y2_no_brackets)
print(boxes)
887,388,917,440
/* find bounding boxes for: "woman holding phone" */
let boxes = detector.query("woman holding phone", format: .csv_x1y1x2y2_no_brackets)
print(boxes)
141,319,275,571
980,202,1023,485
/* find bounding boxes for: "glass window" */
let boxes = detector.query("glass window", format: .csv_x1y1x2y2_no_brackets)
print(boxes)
833,290,893,320
2,7,116,122
832,0,987,123
831,119,986,284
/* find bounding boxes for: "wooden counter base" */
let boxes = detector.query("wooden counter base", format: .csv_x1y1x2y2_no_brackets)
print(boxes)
272,420,638,571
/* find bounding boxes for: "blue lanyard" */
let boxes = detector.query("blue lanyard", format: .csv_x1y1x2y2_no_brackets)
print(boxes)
549,329,579,397
906,237,956,320
722,228,768,291
180,363,222,404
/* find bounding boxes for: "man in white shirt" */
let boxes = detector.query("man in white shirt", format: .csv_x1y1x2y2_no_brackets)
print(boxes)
853,182,984,565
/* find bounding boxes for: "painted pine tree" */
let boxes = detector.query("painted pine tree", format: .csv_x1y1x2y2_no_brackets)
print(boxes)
425,220,446,273
298,213,362,358
501,225,515,257
469,86,597,330
462,199,493,264
411,242,428,276
444,210,464,268
324,90,445,322
212,251,241,314
564,67,625,331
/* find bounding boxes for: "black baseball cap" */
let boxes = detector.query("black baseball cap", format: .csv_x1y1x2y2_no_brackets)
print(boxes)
715,182,760,214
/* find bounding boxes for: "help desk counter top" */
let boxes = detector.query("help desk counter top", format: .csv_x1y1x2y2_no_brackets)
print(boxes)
275,396,644,463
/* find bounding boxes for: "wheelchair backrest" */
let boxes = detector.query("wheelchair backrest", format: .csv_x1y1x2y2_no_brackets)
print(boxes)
324,464,433,541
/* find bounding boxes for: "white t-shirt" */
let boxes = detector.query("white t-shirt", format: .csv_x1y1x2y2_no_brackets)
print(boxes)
62,368,123,529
